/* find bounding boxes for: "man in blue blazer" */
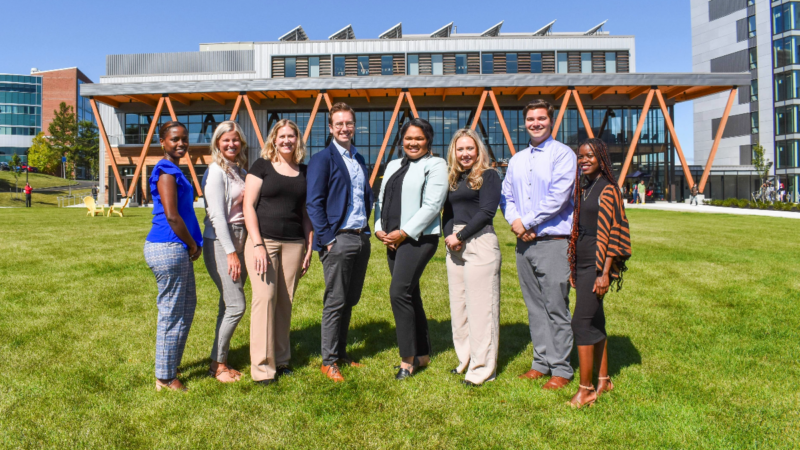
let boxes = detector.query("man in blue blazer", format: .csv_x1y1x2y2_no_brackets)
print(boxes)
307,102,374,382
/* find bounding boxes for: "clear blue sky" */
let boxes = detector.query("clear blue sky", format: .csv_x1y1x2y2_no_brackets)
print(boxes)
3,0,695,161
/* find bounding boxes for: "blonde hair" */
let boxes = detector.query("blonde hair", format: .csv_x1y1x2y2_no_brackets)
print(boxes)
446,128,492,191
210,121,248,174
261,119,305,165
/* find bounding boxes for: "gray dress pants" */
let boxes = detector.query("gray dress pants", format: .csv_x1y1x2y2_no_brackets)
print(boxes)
319,233,371,366
515,238,574,380
203,224,248,363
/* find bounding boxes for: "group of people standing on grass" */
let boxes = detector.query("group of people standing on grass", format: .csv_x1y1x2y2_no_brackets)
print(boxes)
142,98,631,408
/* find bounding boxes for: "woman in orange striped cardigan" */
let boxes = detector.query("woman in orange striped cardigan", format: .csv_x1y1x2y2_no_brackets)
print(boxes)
567,138,632,408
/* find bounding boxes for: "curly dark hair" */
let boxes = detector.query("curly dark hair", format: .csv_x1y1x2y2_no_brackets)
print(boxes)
568,138,618,283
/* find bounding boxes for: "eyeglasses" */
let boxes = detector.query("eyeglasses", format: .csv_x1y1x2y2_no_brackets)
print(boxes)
332,121,355,130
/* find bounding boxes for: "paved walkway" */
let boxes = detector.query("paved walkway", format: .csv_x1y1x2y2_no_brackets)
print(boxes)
626,201,800,219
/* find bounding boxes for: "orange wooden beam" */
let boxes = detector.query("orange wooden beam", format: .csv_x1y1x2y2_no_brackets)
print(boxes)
127,96,165,198
590,86,614,100
89,98,125,196
322,92,334,110
677,86,729,102
303,93,325,145
470,89,489,131
168,93,192,106
551,89,572,139
662,86,691,100
230,94,243,121
369,92,405,187
165,96,201,195
654,88,695,189
553,86,569,100
618,89,655,188
404,91,419,118
126,94,158,107
204,92,227,105
488,89,516,155
572,90,594,139
94,96,120,108
628,86,651,100
245,91,262,105
698,88,738,194
242,94,266,150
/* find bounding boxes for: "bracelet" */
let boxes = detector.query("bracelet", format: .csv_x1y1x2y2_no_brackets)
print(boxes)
254,243,265,249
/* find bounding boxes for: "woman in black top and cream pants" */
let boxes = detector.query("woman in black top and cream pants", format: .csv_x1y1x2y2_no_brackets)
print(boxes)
442,128,502,386
243,119,313,386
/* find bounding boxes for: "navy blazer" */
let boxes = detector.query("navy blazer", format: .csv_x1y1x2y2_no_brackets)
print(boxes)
306,142,374,251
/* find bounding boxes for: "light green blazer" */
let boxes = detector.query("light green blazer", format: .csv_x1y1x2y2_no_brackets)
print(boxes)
374,154,449,240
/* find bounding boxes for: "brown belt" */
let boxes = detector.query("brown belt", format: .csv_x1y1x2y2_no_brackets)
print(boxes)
337,228,367,235
532,235,568,242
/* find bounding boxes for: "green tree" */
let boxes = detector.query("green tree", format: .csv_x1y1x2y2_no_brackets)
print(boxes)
9,153,22,193
48,102,77,180
76,120,100,180
27,132,60,175
752,143,773,188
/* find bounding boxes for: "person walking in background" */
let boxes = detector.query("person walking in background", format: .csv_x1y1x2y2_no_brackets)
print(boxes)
91,184,98,201
442,128,502,386
143,121,203,392
307,103,373,383
24,182,32,207
202,121,249,383
243,119,313,386
690,183,699,206
637,180,646,204
568,138,631,408
374,118,448,380
501,99,576,390
631,183,638,204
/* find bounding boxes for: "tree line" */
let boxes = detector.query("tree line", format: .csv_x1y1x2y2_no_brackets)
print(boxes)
27,102,99,180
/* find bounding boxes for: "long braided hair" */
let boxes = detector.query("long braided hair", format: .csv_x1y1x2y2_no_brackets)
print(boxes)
568,138,618,283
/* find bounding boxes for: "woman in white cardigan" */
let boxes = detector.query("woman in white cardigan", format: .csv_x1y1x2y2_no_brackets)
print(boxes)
202,121,249,383
374,118,449,380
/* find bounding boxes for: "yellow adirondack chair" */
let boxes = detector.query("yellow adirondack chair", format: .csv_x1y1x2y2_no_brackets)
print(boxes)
107,197,130,218
84,196,104,217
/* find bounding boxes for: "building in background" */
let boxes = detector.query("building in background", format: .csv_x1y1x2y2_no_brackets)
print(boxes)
692,0,798,201
83,21,745,205
0,68,94,177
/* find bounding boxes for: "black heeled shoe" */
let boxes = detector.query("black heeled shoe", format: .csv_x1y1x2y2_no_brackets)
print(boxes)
462,380,481,387
450,368,460,375
395,357,419,380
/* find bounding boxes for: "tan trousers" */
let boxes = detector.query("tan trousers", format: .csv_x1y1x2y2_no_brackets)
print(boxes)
244,237,305,381
446,225,502,384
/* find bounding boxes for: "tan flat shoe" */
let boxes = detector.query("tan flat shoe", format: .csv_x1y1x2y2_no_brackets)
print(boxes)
569,384,597,409
155,378,188,392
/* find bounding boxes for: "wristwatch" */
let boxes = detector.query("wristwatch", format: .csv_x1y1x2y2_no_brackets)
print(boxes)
254,243,265,249
456,231,464,242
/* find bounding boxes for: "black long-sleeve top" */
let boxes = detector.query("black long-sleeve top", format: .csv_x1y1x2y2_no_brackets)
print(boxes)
442,169,501,241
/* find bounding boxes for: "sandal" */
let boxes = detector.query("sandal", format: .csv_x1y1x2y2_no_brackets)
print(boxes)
597,376,614,396
568,384,597,409
208,362,241,383
155,378,188,392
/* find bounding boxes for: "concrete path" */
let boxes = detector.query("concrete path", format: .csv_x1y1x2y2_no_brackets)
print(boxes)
626,201,800,220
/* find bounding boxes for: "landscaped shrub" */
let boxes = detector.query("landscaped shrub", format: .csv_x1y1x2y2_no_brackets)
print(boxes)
737,199,749,208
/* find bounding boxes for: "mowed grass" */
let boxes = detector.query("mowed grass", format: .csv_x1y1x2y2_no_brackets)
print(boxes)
0,207,798,449
0,189,91,207
0,172,78,190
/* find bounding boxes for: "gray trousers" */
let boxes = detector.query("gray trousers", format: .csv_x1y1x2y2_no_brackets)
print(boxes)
515,239,574,379
319,233,370,366
203,224,248,363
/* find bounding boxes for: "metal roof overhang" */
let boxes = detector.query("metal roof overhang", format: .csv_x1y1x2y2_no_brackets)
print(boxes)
81,72,750,107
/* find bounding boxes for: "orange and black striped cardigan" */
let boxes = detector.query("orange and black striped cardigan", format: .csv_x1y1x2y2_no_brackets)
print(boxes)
569,181,632,291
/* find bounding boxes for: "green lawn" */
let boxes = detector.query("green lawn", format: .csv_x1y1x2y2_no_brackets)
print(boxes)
0,171,78,190
1,208,798,449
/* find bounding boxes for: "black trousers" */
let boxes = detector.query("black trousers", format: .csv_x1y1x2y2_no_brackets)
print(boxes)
25,194,31,207
387,235,439,358
572,235,607,346
319,233,371,365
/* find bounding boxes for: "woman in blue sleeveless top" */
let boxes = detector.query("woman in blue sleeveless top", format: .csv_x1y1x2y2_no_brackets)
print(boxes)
143,121,203,392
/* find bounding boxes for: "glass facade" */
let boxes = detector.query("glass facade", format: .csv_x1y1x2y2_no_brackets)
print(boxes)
531,53,543,73
0,74,42,162
334,56,345,76
124,112,236,145
773,36,800,67
309,57,320,77
407,55,419,75
455,54,467,74
285,58,296,78
482,54,494,74
775,105,800,135
77,79,95,124
432,54,443,75
581,53,592,73
557,53,568,73
773,2,800,34
358,56,369,76
776,140,800,168
381,55,393,75
606,52,617,73
506,53,518,74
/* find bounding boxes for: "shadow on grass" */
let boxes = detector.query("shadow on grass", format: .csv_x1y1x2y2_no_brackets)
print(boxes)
568,334,641,377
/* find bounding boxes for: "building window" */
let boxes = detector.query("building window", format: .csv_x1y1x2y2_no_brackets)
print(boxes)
580,52,592,73
773,2,800,35
408,55,419,75
531,53,543,73
775,70,800,101
381,55,393,75
506,53,518,74
750,79,758,102
482,53,494,74
605,52,617,73
358,56,369,76
750,47,758,69
285,57,296,78
748,15,756,38
456,54,467,74
309,57,320,77
751,112,759,134
432,54,443,75
557,53,568,73
334,56,345,77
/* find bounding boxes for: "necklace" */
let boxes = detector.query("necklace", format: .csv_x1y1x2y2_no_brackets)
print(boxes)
582,177,600,201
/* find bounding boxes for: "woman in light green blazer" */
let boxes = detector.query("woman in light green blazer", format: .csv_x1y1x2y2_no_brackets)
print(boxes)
374,118,449,380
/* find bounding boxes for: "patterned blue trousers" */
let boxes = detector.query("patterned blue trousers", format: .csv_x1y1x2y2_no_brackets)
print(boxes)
144,241,197,379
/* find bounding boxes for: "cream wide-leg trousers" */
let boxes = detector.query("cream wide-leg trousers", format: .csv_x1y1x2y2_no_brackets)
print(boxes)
446,225,502,384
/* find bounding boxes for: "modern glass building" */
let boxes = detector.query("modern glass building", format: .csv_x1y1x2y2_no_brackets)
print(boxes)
83,21,745,205
0,74,42,163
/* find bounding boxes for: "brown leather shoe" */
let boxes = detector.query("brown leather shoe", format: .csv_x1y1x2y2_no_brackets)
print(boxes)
518,369,547,380
340,359,364,368
321,363,344,382
542,376,571,390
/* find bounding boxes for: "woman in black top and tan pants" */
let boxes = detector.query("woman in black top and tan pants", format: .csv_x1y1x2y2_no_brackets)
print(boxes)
243,119,313,386
442,128,502,386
